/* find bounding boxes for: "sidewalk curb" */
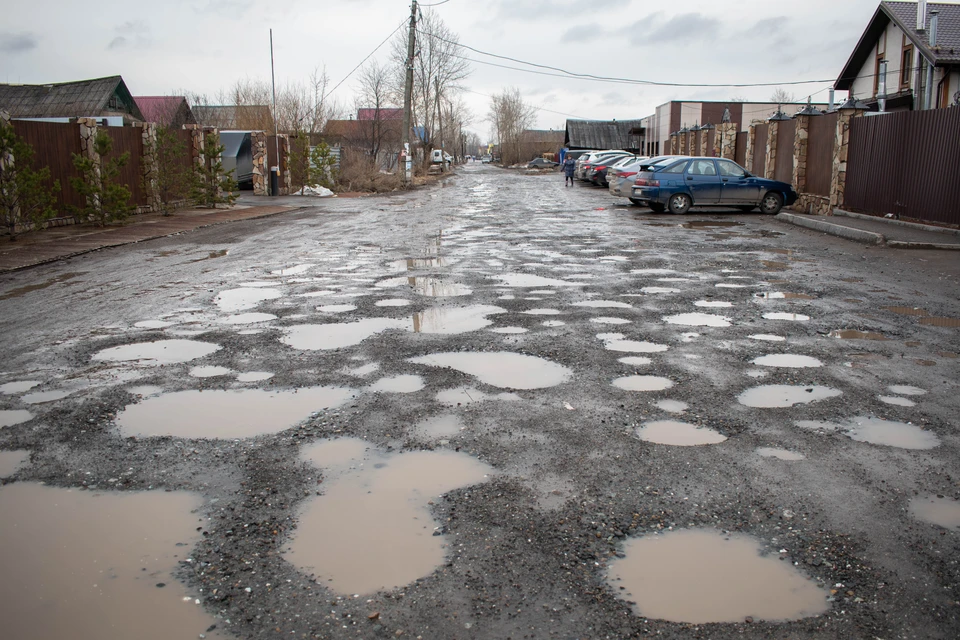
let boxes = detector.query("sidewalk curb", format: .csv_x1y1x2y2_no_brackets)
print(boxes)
886,241,960,251
775,212,884,245
834,209,960,236
0,206,305,274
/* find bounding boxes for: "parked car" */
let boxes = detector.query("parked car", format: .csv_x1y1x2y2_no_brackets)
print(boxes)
608,156,649,198
481,154,493,163
630,156,797,214
577,150,630,180
527,158,559,169
589,155,637,187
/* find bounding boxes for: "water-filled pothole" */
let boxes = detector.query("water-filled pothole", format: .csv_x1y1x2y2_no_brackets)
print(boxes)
237,371,274,382
285,439,492,594
654,399,688,413
491,274,580,287
317,304,357,314
756,447,806,460
0,380,42,394
613,376,674,392
0,450,29,476
413,305,506,334
888,385,926,396
573,300,634,309
756,292,815,300
281,319,409,350
619,356,652,366
598,333,669,354
606,529,828,623
214,288,282,312
878,396,916,407
752,354,823,368
409,352,572,389
829,330,887,340
636,420,726,446
664,313,731,327
749,334,786,342
116,387,355,438
376,277,471,297
92,340,221,365
188,365,231,378
919,316,960,327
909,496,960,530
0,483,222,639
764,313,810,321
738,385,842,408
0,409,33,427
369,375,425,394
883,306,929,316
21,389,76,404
415,414,465,438
436,386,522,405
695,301,732,308
846,416,939,449
376,298,412,307
591,317,632,325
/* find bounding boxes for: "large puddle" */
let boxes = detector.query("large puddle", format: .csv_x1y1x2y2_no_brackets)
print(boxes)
919,317,960,327
116,387,355,438
285,439,492,594
214,287,282,312
598,333,669,354
0,410,34,427
909,496,960,530
752,354,823,368
376,277,471,297
369,375,425,394
613,376,674,392
409,352,572,389
738,385,842,408
763,313,810,321
0,450,29,476
845,416,940,449
0,483,222,640
606,529,828,623
281,318,409,350
573,301,634,309
636,420,727,446
92,340,221,365
413,305,506,334
664,313,731,328
0,380,42,394
491,274,580,288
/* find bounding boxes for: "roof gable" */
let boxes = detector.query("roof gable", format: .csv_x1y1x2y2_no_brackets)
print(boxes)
0,76,144,120
135,96,192,126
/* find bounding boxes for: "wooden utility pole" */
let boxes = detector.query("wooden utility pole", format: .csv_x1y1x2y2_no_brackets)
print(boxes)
402,1,417,184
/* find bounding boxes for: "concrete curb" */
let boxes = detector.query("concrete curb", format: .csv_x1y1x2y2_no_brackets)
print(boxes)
775,212,884,245
886,241,960,251
835,209,960,236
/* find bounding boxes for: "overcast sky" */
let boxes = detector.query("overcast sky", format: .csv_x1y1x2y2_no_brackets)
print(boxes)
2,0,952,137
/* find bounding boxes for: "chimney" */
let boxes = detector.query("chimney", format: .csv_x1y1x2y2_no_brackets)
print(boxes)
930,9,939,47
918,0,928,31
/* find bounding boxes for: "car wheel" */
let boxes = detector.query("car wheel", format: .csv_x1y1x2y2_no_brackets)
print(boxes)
760,192,783,215
649,203,665,213
737,205,756,212
668,193,692,214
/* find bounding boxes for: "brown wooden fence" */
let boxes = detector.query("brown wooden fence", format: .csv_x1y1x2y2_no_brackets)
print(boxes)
11,120,86,214
752,123,769,176
735,132,748,167
806,112,838,197
774,119,796,184
846,108,960,226
104,126,146,206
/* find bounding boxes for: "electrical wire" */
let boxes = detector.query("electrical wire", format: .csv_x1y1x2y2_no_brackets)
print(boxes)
419,0,453,6
461,88,585,120
323,18,408,101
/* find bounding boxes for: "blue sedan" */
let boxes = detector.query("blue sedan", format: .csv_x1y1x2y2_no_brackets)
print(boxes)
630,157,798,215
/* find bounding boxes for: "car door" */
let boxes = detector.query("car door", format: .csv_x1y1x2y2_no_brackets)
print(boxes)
684,159,722,205
717,159,762,204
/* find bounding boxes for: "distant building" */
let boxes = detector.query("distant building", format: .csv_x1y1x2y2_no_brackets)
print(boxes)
134,96,197,128
519,129,565,160
193,105,273,131
0,75,144,124
564,120,645,153
356,107,403,121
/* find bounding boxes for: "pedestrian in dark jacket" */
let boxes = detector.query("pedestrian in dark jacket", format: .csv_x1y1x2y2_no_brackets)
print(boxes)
562,156,576,186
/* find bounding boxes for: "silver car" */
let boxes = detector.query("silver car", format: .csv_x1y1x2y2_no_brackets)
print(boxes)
575,150,629,180
607,156,647,197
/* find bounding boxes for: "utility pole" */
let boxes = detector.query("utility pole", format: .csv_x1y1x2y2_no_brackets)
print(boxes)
402,1,417,184
269,29,280,196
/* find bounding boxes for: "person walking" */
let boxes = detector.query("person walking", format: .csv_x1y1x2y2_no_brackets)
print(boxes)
561,155,576,186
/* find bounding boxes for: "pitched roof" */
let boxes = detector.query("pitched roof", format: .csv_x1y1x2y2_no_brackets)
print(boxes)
0,75,144,120
356,108,403,121
836,2,960,90
193,105,272,129
564,119,644,150
134,96,189,125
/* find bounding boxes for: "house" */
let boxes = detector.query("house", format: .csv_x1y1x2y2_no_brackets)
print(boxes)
564,119,646,153
836,1,960,111
356,107,403,121
193,105,273,131
0,75,144,124
134,96,197,128
519,129,565,160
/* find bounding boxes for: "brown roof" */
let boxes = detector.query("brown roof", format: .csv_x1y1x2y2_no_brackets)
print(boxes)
193,105,273,130
134,96,195,126
0,75,144,120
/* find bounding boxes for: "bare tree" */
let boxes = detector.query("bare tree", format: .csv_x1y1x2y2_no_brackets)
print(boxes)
770,88,796,104
488,88,537,166
356,60,398,159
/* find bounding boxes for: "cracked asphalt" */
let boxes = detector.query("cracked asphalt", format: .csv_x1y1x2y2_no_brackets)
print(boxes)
1,162,959,639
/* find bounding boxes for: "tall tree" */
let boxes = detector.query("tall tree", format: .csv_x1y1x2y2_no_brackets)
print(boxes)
488,88,537,166
357,60,398,159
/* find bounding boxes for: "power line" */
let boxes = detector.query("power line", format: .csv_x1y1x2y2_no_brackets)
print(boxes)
461,88,585,120
323,18,408,101
419,0,453,5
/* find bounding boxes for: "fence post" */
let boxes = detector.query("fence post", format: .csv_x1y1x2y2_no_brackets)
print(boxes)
699,127,710,156
830,107,864,211
716,123,737,159
744,124,756,173
137,122,161,212
183,124,204,169
76,117,102,216
792,115,810,195
678,132,687,155
279,134,291,195
669,133,677,155
251,131,267,196
0,111,17,224
764,122,779,179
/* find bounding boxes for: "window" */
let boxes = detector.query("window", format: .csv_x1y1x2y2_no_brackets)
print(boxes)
662,161,689,174
874,36,886,97
717,160,747,178
688,160,717,176
901,41,914,90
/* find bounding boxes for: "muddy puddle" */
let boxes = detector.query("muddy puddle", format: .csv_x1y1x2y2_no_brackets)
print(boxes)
846,416,939,449
0,410,33,427
636,420,726,446
376,298,412,307
613,376,674,392
910,496,960,531
760,260,788,270
21,388,76,404
695,301,733,308
619,357,652,366
918,317,960,327
116,386,355,438
642,287,681,294
220,312,277,325
376,277,471,297
237,371,274,382
752,354,823,368
756,447,806,461
286,439,493,594
436,386,522,405
282,318,409,351
654,399,688,413
883,306,929,317
756,292,815,300
0,483,222,640
664,313,731,328
413,305,506,334
415,414,465,438
598,333,670,354
749,334,786,342
0,450,29,476
763,313,810,321
369,375,425,394
491,274,580,288
409,352,571,389
738,385,842,408
0,380,42,394
889,385,926,396
829,329,887,340
542,320,566,327
523,308,562,315
879,396,916,407
214,287,282,312
592,317,632,325
188,365,231,378
573,300,634,309
316,304,357,314
92,339,221,365
607,529,828,623
389,257,450,271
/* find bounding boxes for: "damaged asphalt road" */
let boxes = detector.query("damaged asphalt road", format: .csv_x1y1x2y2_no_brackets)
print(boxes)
0,162,958,639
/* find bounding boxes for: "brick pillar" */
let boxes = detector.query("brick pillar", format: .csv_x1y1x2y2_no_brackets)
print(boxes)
183,124,204,169
744,125,756,173
716,123,737,160
201,127,226,202
830,108,863,210
279,134,291,195
678,133,687,155
137,122,161,212
792,115,810,194
251,131,267,196
764,121,779,179
699,129,710,157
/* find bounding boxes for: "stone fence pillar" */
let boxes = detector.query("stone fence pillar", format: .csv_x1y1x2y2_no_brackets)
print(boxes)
744,125,756,173
764,121,779,180
279,134,291,195
251,131,267,196
678,133,687,155
792,115,811,194
183,124,204,169
716,123,737,160
136,122,161,212
700,128,711,157
76,118,101,213
830,108,863,210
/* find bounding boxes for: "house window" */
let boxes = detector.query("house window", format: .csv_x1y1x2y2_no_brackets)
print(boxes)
901,42,913,90
874,37,886,97
108,96,119,109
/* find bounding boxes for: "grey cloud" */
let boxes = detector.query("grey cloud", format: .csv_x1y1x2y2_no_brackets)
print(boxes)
0,32,39,53
108,36,128,50
494,0,578,21
562,23,607,43
107,21,151,50
660,13,721,40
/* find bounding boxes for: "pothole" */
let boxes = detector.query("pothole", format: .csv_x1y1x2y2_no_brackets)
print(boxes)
409,352,572,389
92,340,221,365
606,529,828,623
909,496,960,530
21,389,76,404
636,420,727,446
591,317,632,325
763,313,810,321
888,385,926,396
919,317,960,327
188,366,231,378
375,298,412,307
664,313,731,328
214,288,282,312
0,450,29,477
654,399,688,413
695,301,732,308
878,396,916,407
0,381,42,394
285,439,492,595
749,334,786,342
738,385,842,408
237,371,274,382
375,277,471,297
756,447,805,460
845,416,939,449
573,301,634,309
883,306,929,316
829,330,887,340
491,274,581,288
523,309,562,316
281,319,409,350
415,414,465,439
755,292,815,300
613,376,674,392
115,387,356,438
619,357,652,366
413,305,507,334
369,375,425,394
436,386,522,405
598,333,669,354
751,354,823,368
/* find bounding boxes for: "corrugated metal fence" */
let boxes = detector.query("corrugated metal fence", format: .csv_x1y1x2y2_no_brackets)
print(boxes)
774,119,796,184
846,109,960,226
806,112,837,197
752,123,769,176
104,127,146,206
11,120,86,214
735,132,748,167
